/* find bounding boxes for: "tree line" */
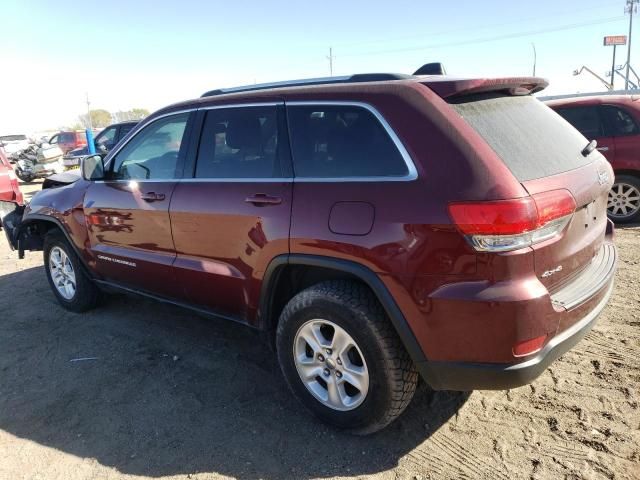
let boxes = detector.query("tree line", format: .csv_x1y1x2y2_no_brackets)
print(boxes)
70,108,150,130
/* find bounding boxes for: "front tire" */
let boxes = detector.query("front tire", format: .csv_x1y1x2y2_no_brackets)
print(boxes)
44,230,101,312
276,280,418,435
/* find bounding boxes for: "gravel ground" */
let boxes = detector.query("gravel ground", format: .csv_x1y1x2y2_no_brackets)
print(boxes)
0,180,638,480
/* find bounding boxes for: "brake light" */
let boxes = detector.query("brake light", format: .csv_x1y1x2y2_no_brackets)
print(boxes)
449,189,576,252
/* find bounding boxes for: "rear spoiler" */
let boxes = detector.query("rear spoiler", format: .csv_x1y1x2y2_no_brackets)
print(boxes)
423,77,549,99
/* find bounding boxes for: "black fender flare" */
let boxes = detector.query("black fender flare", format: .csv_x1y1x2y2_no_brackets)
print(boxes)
259,254,428,366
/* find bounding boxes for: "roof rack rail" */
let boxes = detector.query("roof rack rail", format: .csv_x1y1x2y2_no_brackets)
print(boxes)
200,73,414,97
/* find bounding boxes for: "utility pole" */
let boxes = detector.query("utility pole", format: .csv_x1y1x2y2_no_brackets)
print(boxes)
625,0,639,90
531,43,537,76
85,92,93,130
326,47,334,77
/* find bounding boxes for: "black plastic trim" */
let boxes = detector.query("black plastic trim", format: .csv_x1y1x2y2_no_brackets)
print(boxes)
94,279,257,329
258,254,428,366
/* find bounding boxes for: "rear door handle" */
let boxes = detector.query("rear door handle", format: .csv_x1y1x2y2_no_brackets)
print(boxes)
245,194,282,206
140,192,166,202
596,147,609,152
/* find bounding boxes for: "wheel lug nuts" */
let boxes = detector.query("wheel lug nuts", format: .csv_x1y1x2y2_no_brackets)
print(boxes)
318,354,325,362
323,368,330,377
336,371,342,378
336,358,342,365
325,348,332,355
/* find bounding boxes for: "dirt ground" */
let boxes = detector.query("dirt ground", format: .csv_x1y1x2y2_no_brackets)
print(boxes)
0,180,638,480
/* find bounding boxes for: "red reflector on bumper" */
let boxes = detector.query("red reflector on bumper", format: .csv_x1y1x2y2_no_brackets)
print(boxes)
513,335,547,357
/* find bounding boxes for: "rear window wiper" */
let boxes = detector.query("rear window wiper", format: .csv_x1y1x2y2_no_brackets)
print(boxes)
581,140,597,157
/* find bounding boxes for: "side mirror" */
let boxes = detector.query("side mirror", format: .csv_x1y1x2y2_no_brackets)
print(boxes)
81,154,105,181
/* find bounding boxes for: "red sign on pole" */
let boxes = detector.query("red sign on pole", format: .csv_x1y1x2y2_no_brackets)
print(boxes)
604,35,628,46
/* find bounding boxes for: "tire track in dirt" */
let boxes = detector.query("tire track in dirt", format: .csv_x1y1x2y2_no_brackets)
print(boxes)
406,431,511,480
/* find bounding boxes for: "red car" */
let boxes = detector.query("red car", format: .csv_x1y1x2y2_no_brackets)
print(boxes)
547,95,640,223
1,73,617,433
49,130,88,154
0,148,23,208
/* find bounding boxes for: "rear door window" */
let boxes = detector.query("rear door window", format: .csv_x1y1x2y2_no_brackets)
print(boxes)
554,106,604,139
450,95,594,181
286,104,409,178
600,105,640,136
194,106,282,178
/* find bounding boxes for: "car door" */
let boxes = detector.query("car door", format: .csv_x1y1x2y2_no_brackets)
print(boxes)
600,104,640,171
169,103,293,324
83,111,195,299
555,105,615,162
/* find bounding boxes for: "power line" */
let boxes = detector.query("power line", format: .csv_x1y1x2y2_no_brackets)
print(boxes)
338,16,625,59
327,2,624,50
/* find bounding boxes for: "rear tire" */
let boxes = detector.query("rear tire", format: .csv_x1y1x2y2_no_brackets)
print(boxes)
276,280,418,435
608,174,640,224
43,230,101,312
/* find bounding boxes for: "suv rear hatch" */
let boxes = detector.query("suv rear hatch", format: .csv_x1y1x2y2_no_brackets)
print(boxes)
431,82,613,297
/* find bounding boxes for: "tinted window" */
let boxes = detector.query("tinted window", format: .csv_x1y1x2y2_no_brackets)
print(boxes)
554,106,603,139
451,95,593,182
119,124,136,139
601,105,639,136
58,132,76,143
111,113,188,180
96,127,117,148
287,105,408,178
195,106,280,178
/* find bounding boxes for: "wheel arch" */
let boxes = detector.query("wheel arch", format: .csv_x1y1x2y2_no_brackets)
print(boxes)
17,214,94,276
613,169,640,180
258,254,428,365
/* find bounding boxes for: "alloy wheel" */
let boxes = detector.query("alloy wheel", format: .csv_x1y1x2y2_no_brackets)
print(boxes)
293,319,369,411
608,182,640,220
49,246,76,300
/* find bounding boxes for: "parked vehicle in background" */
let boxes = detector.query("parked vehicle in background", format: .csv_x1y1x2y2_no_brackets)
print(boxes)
0,72,617,434
547,95,640,223
0,149,23,212
62,121,138,168
49,131,87,154
0,134,30,158
13,142,65,182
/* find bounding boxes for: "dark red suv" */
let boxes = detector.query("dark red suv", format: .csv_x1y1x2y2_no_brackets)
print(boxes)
0,73,617,434
547,95,640,223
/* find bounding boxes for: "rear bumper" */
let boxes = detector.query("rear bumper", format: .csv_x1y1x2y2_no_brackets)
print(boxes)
418,273,615,391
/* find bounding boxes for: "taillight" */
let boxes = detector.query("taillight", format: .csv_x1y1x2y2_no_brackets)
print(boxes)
449,189,576,252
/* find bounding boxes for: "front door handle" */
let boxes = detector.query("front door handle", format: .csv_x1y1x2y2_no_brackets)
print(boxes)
596,147,609,152
245,194,282,206
140,192,166,202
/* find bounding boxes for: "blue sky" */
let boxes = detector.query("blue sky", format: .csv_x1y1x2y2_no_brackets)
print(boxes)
1,0,634,132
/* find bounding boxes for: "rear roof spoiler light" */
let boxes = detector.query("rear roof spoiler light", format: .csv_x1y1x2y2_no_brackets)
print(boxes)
425,77,549,99
448,189,576,252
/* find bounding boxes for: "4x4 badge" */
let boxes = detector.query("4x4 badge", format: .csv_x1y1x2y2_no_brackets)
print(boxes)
542,265,563,278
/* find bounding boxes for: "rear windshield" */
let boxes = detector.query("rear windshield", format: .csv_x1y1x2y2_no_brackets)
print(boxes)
450,94,593,181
